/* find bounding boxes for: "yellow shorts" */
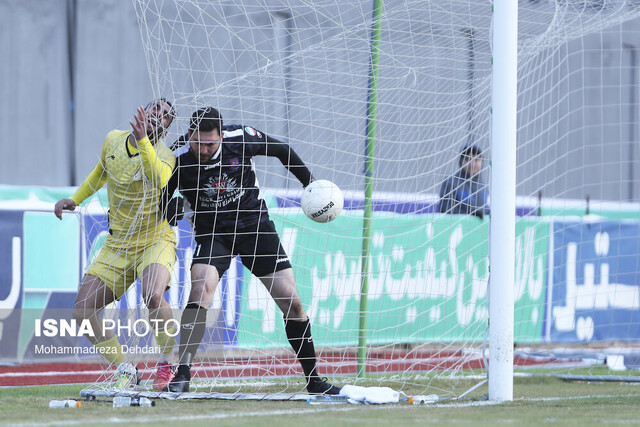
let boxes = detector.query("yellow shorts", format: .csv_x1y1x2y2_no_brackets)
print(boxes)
86,235,176,299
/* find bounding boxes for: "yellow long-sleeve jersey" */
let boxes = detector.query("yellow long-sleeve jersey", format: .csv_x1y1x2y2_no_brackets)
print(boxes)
71,130,176,248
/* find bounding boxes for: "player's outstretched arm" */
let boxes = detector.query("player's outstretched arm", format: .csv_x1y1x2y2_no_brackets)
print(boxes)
53,198,77,220
54,160,107,220
257,136,314,187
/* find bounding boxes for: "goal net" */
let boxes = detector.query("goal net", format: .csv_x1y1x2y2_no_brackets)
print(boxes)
79,0,640,401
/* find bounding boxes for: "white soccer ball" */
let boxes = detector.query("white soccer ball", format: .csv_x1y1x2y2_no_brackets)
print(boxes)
301,180,344,223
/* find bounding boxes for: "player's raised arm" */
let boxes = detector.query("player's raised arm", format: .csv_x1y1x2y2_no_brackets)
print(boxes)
254,133,314,187
129,105,149,147
130,104,175,188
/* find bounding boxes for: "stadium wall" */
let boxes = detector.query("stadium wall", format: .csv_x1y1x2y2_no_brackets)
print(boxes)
2,1,640,203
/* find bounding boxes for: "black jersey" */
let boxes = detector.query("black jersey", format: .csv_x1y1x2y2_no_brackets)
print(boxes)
167,125,313,234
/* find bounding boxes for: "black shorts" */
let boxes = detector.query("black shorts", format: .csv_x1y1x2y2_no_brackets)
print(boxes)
192,219,292,277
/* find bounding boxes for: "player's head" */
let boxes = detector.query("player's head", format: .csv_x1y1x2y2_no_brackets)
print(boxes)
145,98,175,141
459,144,483,177
188,107,223,163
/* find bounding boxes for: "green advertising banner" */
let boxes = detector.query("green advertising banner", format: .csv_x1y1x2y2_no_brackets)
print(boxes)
237,212,548,349
0,185,549,355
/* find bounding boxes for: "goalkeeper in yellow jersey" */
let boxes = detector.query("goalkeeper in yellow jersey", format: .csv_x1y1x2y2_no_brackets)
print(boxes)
54,99,178,390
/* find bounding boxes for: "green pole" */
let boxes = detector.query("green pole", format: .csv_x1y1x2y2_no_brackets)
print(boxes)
358,0,383,378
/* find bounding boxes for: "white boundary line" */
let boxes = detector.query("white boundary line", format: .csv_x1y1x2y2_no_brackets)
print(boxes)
11,406,373,426
11,393,640,427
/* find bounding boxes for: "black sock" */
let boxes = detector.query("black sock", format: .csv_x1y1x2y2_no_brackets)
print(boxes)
178,303,207,365
176,363,191,379
284,318,319,380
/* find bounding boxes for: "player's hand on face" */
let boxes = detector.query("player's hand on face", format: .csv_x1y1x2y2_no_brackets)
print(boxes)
130,106,149,142
54,198,77,220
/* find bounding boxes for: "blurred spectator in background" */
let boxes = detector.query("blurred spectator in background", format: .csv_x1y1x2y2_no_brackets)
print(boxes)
438,144,487,219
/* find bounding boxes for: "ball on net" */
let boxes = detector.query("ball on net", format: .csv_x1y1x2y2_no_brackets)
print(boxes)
301,180,344,223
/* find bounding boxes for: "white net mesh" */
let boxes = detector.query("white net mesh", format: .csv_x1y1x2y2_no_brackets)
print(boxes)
78,0,640,401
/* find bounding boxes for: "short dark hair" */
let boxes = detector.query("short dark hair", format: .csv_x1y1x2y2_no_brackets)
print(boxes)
189,107,223,134
146,98,176,128
459,144,482,166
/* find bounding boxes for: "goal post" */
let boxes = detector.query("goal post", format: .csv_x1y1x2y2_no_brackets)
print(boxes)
489,0,517,402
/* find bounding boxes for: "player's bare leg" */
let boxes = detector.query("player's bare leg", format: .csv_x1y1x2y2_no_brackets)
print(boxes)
140,263,174,337
167,263,220,392
73,274,117,345
140,263,177,389
260,268,341,395
73,275,137,387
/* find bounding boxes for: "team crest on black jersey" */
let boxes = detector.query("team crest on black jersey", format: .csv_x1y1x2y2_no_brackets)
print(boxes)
204,172,237,196
211,179,227,193
199,172,245,209
204,175,225,195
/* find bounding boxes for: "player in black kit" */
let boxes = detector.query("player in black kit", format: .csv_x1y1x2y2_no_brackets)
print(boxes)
164,107,340,395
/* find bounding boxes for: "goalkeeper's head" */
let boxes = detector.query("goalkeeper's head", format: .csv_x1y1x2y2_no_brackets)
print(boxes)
188,107,224,163
145,98,176,141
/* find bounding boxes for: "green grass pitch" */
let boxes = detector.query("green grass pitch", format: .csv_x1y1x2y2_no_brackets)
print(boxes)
1,374,639,426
